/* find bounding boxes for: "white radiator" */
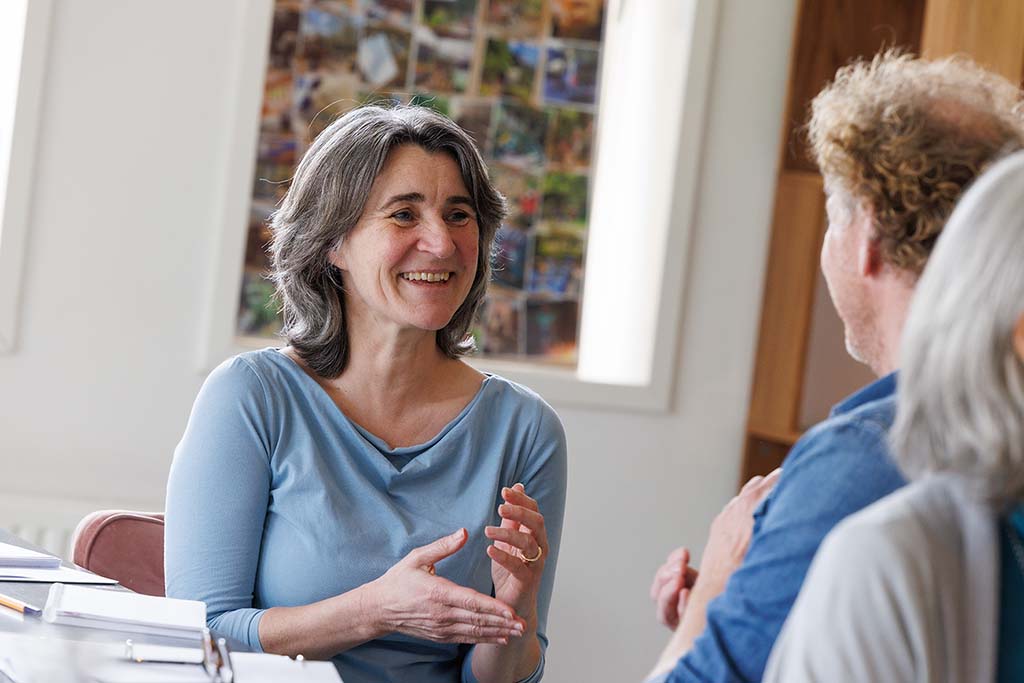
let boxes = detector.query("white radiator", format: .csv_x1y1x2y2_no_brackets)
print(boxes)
0,491,143,561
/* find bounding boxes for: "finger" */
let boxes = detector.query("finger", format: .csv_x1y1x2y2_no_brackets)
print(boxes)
440,621,525,644
649,560,683,600
498,503,546,538
432,578,517,619
749,468,783,506
444,607,525,632
740,474,764,493
409,529,468,567
487,545,536,580
677,587,691,621
502,485,539,511
656,572,683,628
485,525,540,558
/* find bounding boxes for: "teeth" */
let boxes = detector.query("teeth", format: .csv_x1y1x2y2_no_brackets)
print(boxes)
401,272,451,282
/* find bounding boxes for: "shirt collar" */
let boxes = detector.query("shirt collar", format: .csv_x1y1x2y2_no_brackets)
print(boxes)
829,371,898,418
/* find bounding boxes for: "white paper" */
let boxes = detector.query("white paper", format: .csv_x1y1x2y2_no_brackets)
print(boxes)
43,584,205,639
232,652,343,682
0,565,118,584
0,541,61,569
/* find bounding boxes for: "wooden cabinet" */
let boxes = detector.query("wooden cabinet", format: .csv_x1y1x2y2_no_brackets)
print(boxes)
740,0,1024,484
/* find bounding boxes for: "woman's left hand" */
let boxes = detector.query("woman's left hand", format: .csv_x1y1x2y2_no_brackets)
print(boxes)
485,483,547,621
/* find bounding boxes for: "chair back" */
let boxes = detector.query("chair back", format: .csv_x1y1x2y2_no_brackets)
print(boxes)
71,510,165,596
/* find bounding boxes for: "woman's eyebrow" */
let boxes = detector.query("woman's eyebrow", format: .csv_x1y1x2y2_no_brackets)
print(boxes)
380,192,425,209
447,195,475,207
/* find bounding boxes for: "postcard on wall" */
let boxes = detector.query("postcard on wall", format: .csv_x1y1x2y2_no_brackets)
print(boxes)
363,0,415,29
485,0,544,39
480,292,525,356
527,225,584,297
551,0,605,42
546,108,594,171
423,0,479,40
414,32,475,94
492,226,531,290
540,171,589,226
544,44,601,107
492,102,550,170
526,299,579,360
481,39,540,103
489,164,540,231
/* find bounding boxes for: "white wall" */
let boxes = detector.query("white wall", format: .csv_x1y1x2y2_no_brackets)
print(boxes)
0,0,796,679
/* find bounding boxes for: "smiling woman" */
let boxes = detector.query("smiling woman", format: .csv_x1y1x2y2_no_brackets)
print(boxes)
165,104,567,683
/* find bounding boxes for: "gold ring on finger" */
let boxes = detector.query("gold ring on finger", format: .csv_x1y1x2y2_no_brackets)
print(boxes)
521,546,543,564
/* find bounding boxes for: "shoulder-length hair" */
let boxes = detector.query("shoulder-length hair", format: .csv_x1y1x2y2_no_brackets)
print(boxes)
892,150,1024,505
269,104,507,378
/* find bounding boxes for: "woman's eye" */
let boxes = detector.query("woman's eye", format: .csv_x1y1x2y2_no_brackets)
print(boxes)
391,209,415,223
447,211,472,224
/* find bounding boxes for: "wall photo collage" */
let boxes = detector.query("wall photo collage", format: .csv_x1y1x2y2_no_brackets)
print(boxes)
239,0,606,364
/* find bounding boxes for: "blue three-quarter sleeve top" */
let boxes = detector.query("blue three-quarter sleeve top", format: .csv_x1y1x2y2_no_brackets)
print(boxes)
164,349,568,683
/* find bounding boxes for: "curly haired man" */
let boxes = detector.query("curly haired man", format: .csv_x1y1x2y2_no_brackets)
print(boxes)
645,50,1024,683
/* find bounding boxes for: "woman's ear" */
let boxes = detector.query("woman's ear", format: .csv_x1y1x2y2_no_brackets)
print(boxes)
1014,312,1024,363
327,244,346,271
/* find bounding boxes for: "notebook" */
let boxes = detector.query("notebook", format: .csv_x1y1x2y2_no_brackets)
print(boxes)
0,541,61,569
42,583,206,639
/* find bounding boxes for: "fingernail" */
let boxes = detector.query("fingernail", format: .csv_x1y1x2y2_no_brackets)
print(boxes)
513,622,524,632
504,611,513,619
499,638,508,645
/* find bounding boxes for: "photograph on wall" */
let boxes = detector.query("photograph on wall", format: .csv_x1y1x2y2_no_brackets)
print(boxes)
449,97,493,150
363,0,415,28
252,133,298,202
484,0,544,39
480,293,525,356
492,225,531,290
358,25,411,88
237,208,283,338
540,171,589,226
413,34,474,93
544,44,600,106
489,164,540,230
551,0,605,41
527,225,583,297
261,68,295,133
492,102,549,169
525,299,579,360
546,108,594,170
268,3,302,69
298,2,361,71
423,0,479,40
481,39,539,103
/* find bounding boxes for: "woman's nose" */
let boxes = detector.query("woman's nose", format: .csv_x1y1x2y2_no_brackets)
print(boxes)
418,216,456,258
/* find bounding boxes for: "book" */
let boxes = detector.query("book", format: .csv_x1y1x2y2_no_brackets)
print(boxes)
0,541,61,569
43,583,206,640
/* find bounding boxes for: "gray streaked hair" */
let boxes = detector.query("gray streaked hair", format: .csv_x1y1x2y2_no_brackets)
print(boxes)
269,104,507,378
892,150,1024,504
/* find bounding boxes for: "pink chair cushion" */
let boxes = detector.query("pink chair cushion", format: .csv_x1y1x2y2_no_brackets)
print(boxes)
71,510,165,596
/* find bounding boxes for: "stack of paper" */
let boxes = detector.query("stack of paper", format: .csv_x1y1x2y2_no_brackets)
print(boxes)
0,541,61,569
43,583,206,640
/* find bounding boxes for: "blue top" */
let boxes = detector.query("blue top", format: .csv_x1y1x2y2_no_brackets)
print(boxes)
665,373,907,683
998,506,1024,682
164,349,567,683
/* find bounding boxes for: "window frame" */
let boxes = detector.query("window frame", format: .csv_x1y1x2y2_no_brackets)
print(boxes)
0,0,54,353
199,0,719,413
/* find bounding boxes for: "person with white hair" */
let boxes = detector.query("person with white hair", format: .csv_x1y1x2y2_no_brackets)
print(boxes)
764,149,1024,682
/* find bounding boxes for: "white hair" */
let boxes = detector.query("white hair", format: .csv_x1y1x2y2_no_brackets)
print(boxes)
892,150,1024,504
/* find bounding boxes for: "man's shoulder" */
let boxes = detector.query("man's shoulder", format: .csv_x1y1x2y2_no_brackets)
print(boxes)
783,391,897,474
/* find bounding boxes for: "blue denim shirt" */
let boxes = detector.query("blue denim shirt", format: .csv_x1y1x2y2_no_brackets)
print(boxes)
662,373,906,683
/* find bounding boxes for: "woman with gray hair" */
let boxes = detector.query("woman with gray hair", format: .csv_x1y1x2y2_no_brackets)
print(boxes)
763,150,1024,682
164,105,566,683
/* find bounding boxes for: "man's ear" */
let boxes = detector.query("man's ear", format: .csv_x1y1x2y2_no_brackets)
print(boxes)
1013,312,1024,363
855,209,883,277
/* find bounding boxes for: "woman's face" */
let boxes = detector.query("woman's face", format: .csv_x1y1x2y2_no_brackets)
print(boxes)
330,144,480,336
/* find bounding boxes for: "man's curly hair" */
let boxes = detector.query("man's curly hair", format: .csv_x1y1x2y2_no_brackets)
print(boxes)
808,49,1024,273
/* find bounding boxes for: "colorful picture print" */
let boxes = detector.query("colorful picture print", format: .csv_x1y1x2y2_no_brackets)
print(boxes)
423,0,479,40
540,172,589,226
449,97,493,150
526,300,579,360
268,3,301,69
293,67,363,143
362,0,415,28
489,164,540,230
413,35,474,93
551,0,605,41
547,108,594,170
528,225,584,297
481,39,539,103
238,271,283,338
484,0,543,38
492,102,549,169
544,44,601,106
261,68,295,133
252,133,298,202
297,3,360,71
480,293,525,355
492,226,530,290
358,26,411,88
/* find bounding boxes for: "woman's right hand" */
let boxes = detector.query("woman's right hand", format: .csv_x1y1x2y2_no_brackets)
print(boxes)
365,528,527,645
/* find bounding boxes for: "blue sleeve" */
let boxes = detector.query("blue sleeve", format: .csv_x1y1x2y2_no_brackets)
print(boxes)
463,399,568,683
164,357,275,652
667,420,905,683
